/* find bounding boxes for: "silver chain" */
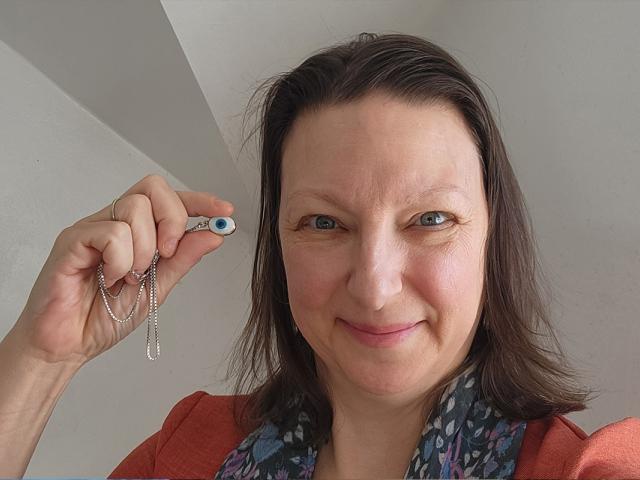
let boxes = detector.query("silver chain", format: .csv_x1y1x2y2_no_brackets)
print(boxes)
96,196,235,361
96,196,162,360
97,250,161,360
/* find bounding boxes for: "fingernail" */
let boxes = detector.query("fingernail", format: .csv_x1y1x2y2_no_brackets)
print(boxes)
164,238,178,254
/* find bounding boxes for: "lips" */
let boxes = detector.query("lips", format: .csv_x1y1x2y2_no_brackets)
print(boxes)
338,318,421,348
337,318,419,335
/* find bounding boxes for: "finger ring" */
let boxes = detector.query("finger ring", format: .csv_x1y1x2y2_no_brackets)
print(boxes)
111,197,122,222
128,269,147,282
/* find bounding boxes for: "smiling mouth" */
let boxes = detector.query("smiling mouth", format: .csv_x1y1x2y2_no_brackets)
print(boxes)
337,318,422,348
337,318,420,335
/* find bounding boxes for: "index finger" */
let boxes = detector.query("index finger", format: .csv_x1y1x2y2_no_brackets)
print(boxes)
78,175,234,258
146,185,233,257
175,190,235,218
164,191,233,257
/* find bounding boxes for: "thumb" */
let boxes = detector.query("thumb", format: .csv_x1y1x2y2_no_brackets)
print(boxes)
154,230,224,303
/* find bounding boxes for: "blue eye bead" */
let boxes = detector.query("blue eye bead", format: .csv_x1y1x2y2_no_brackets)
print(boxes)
208,216,236,236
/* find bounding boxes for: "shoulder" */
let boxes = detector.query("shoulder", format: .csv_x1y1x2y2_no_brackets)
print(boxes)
160,391,250,474
515,414,640,478
117,391,249,479
162,390,248,439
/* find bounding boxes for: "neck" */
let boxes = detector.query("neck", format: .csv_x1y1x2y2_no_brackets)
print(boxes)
313,361,434,479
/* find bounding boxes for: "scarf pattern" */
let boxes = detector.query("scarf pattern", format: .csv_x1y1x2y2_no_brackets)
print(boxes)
214,365,527,479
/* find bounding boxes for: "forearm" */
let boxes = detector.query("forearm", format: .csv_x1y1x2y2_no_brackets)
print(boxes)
0,325,82,478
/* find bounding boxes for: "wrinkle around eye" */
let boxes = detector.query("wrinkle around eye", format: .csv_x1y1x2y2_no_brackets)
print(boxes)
296,212,459,232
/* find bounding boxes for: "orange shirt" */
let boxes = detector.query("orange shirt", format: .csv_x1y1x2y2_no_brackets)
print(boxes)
108,391,640,479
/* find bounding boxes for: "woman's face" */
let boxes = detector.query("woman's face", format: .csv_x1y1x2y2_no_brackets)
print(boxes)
278,92,489,399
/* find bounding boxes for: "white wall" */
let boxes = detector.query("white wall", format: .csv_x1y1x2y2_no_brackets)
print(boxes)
0,39,254,477
0,0,255,234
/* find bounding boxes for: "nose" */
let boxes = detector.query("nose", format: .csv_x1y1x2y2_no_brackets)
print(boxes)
346,227,403,311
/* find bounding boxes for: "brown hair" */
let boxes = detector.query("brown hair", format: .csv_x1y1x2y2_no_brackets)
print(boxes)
223,32,594,446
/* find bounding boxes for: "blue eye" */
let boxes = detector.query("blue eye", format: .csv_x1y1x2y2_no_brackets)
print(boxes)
302,212,451,231
208,216,236,235
418,211,449,227
307,215,336,230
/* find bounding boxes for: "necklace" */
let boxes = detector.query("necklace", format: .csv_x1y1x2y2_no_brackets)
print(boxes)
97,250,161,360
95,199,236,361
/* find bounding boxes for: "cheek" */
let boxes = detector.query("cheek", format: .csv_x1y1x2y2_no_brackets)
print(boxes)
280,242,347,314
409,234,485,328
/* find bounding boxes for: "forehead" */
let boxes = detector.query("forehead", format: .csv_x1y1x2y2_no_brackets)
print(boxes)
280,93,482,203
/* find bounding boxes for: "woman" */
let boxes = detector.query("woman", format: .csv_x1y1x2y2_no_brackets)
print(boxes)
1,33,638,479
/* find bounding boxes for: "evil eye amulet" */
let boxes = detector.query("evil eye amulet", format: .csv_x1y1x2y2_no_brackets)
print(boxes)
209,216,236,236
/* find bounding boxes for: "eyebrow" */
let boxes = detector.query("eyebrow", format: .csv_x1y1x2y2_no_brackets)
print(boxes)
286,184,471,208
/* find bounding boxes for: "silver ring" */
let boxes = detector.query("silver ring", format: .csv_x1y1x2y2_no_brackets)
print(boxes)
111,197,122,221
128,269,147,282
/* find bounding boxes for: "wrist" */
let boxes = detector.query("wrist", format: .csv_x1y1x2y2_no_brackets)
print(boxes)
2,323,85,374
0,324,82,478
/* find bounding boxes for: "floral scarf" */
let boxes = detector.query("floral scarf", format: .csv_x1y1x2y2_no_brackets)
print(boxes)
214,364,527,479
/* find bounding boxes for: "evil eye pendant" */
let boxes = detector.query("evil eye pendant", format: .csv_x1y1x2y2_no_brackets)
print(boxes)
209,216,236,236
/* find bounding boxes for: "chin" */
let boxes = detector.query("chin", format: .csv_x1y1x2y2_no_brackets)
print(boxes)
343,361,424,397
